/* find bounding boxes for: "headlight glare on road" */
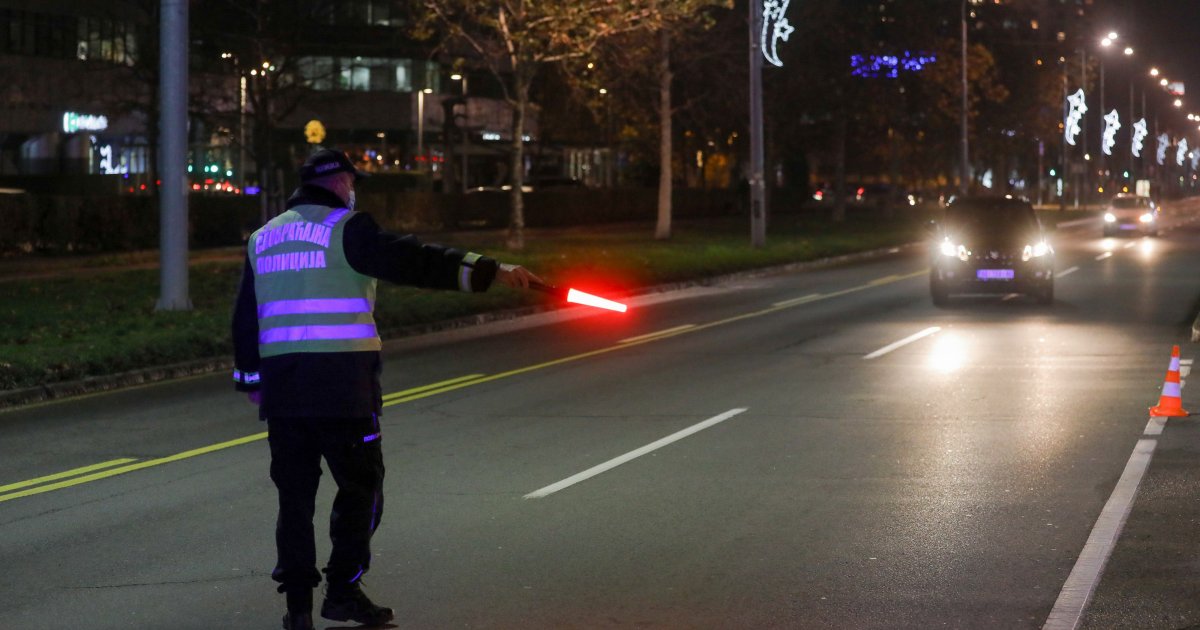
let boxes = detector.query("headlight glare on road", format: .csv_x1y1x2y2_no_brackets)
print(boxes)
1104,212,1117,223
1139,212,1155,223
940,239,957,257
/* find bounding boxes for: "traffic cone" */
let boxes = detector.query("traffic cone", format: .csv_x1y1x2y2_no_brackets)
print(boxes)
1149,345,1190,417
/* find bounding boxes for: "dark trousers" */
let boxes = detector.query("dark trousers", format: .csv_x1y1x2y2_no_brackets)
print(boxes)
267,415,384,592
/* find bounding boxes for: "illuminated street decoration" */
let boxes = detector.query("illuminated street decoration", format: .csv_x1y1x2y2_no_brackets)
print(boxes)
850,52,937,78
1193,150,1200,171
1065,89,1087,147
62,112,108,133
761,0,794,67
1102,110,1120,156
1177,138,1189,166
1157,134,1170,165
1131,119,1148,157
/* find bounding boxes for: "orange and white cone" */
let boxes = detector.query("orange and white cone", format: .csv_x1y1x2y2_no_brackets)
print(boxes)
1149,345,1189,417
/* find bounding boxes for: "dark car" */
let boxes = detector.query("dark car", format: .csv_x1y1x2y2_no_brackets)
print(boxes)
929,196,1055,306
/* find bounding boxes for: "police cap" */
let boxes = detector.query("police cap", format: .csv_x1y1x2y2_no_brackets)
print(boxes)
299,149,369,183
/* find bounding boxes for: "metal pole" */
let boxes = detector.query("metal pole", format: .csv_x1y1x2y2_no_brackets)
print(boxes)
748,0,766,247
1099,60,1105,198
1060,70,1067,212
1079,48,1087,209
417,90,425,175
157,0,191,311
1129,80,1134,190
239,74,247,192
461,76,469,191
960,0,970,195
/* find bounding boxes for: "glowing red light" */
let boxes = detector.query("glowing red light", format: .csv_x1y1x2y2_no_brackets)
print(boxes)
566,288,627,313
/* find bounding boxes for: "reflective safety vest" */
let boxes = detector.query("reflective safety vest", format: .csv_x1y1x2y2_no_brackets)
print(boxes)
248,205,380,357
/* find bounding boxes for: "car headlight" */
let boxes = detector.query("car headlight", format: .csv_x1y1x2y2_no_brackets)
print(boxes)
1022,241,1050,261
1104,212,1117,223
939,239,970,261
1139,212,1155,223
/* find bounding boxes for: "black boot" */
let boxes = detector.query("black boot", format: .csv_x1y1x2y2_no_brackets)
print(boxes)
321,581,394,626
282,586,314,630
282,611,314,630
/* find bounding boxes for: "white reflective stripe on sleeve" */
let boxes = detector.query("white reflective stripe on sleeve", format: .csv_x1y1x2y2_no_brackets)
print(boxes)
459,252,482,292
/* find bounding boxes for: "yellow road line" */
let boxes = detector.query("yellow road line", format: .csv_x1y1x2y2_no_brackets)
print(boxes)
0,433,267,504
773,293,823,308
0,458,138,494
618,325,696,344
382,374,487,401
5,269,928,503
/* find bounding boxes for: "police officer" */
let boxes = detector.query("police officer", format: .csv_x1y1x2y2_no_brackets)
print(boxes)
232,149,541,630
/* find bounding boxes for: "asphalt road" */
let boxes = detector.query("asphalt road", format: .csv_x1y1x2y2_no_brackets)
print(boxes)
2,201,1200,629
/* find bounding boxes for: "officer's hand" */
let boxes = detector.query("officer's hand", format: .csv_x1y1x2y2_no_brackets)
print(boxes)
495,263,542,290
247,391,262,406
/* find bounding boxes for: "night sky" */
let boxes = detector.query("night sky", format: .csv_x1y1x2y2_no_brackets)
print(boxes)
1099,0,1200,104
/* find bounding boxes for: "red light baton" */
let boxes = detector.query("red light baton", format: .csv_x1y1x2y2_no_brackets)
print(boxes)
530,281,628,313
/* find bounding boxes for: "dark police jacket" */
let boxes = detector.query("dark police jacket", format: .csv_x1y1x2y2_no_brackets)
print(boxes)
231,185,499,419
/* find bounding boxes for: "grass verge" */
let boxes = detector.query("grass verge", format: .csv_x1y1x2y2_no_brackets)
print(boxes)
1,208,1010,391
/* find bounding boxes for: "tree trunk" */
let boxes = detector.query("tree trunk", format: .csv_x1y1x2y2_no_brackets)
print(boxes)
655,29,672,241
506,76,528,250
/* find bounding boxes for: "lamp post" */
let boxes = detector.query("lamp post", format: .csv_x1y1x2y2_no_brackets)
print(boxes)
748,0,766,247
158,0,190,311
960,0,970,195
417,88,430,175
451,73,469,191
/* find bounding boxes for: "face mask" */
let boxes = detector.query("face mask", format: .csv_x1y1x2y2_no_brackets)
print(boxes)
347,190,356,210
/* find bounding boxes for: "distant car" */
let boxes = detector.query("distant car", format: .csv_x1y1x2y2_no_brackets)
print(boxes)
1103,194,1159,237
929,196,1055,306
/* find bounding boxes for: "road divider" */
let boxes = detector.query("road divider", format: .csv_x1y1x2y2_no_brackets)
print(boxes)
523,408,748,499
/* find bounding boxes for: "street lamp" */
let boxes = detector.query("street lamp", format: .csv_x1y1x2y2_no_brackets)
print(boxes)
417,87,432,175
450,73,469,191
960,0,971,195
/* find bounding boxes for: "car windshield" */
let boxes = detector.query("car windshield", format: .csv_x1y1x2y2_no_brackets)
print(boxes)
944,200,1038,233
1110,197,1146,209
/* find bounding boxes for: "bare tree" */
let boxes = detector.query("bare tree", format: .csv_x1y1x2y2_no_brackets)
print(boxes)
416,1,666,250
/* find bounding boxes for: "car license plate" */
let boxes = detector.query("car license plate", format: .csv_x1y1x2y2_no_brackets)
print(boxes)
1119,223,1137,229
976,269,1014,280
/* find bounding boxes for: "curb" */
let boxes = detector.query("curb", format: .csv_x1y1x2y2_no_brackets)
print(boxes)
0,241,921,412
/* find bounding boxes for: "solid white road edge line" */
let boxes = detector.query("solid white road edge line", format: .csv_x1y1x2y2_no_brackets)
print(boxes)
1144,416,1167,436
1042,439,1158,630
1095,252,1113,260
523,408,748,500
1058,266,1080,278
863,327,941,360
